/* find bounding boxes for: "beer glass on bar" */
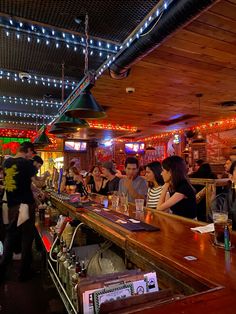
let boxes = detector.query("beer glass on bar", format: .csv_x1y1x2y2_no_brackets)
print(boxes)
213,209,228,247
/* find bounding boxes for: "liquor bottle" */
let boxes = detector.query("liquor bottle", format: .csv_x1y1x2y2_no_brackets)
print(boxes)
56,240,65,274
62,252,71,289
44,207,51,227
71,261,82,310
67,255,76,298
232,182,236,203
51,238,60,261
79,260,87,278
58,245,67,280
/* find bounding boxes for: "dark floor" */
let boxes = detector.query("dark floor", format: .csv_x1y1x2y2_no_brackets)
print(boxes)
0,249,67,314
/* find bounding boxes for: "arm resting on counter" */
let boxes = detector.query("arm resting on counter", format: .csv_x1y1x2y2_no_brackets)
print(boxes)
157,183,184,211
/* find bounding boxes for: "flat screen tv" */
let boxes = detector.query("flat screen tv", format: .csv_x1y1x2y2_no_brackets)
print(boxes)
125,142,145,154
64,140,87,152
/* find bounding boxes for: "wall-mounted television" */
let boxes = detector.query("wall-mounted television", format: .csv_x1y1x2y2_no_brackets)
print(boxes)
125,142,145,154
64,140,87,152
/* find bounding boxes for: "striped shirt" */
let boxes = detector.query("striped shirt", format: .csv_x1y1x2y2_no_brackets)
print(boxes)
146,186,163,209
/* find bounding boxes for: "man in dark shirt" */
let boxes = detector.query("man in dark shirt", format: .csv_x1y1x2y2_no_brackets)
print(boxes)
0,142,37,282
101,161,120,193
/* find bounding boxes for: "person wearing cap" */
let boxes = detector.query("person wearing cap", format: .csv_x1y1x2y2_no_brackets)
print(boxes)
101,161,120,193
0,141,38,282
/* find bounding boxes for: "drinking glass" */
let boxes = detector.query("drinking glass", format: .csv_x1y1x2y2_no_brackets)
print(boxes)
69,185,77,194
111,192,119,210
135,199,144,212
120,193,128,211
213,209,228,247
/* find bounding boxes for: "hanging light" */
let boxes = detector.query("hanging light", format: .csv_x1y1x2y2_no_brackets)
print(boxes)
182,146,190,154
145,144,155,152
65,91,106,119
49,125,76,134
65,14,106,120
54,113,89,128
192,93,206,143
33,125,51,147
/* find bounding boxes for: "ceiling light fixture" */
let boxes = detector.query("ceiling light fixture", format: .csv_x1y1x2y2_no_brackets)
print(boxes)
192,93,206,143
33,125,52,147
54,113,89,128
65,14,106,120
49,125,76,135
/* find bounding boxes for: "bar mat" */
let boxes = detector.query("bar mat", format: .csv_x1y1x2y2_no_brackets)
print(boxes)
86,206,160,232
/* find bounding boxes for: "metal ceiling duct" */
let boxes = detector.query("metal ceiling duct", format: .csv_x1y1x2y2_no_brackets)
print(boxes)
109,0,217,79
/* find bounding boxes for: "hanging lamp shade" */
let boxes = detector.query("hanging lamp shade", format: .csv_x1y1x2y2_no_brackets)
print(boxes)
49,125,76,135
145,145,155,152
182,146,190,154
192,131,206,143
65,91,106,119
54,113,89,128
33,125,51,147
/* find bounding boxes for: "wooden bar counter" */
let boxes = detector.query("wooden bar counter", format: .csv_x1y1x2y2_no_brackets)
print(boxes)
50,193,236,313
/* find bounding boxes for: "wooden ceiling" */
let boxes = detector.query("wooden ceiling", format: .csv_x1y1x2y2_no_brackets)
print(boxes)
92,0,236,138
0,0,236,140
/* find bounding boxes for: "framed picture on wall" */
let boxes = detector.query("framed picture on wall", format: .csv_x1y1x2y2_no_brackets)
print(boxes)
193,150,199,160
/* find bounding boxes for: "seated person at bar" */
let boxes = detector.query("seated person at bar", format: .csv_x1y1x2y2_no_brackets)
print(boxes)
189,159,204,176
223,156,236,179
86,165,108,195
189,162,216,179
101,161,120,193
68,166,87,196
189,162,216,222
157,156,197,219
223,161,236,230
119,157,147,203
145,161,164,209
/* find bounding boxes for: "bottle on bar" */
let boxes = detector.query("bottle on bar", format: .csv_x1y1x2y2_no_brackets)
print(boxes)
51,238,60,261
58,245,67,279
62,252,71,289
72,261,82,310
67,255,76,298
56,240,65,274
79,260,87,278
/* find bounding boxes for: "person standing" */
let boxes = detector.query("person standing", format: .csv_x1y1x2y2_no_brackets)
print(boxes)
119,157,147,203
0,142,37,282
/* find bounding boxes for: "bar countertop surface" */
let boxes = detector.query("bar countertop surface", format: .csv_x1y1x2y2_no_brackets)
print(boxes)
50,193,236,313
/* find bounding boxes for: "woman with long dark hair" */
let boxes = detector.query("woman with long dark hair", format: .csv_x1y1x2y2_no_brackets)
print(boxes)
145,161,164,209
157,156,197,219
86,165,108,195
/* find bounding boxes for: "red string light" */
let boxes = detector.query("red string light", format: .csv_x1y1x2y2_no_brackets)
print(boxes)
137,117,236,143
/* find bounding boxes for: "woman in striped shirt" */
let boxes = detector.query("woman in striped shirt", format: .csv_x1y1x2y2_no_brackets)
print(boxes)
145,161,164,209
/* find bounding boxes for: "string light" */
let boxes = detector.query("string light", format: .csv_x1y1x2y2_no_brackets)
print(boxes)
0,16,119,54
138,117,236,143
0,128,37,138
0,95,61,108
0,110,54,120
88,122,137,132
0,69,78,89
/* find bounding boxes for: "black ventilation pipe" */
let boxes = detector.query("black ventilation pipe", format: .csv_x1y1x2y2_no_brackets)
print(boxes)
109,0,218,79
